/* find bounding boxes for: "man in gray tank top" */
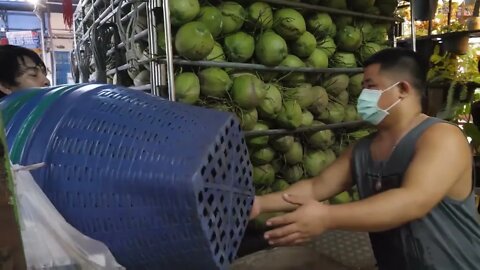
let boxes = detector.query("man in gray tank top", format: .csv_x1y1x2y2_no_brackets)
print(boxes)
250,48,480,269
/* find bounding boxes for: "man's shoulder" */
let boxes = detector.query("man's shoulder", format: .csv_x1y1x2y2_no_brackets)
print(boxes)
418,118,469,152
421,118,465,140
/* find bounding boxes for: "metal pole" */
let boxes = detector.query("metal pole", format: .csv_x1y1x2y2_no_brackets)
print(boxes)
428,18,433,37
448,0,453,26
410,0,417,52
162,0,175,101
38,11,48,64
393,23,397,48
261,0,399,22
244,121,368,137
146,0,160,96
72,13,77,54
171,59,364,73
105,59,364,75
106,29,148,55
48,14,56,85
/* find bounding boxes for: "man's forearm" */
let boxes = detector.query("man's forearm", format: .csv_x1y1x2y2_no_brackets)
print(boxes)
259,175,349,213
326,188,424,232
259,180,315,213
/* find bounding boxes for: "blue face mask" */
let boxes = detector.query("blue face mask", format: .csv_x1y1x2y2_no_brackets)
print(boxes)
357,82,401,125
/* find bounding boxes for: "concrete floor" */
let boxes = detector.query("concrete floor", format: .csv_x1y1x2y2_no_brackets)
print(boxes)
232,231,377,270
231,246,354,270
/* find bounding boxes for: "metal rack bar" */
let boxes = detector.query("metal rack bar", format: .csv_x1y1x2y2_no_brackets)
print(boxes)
74,0,89,20
106,29,148,55
105,57,364,75
410,0,417,51
130,84,151,91
147,0,162,96
447,0,453,26
96,0,123,25
162,0,176,101
262,0,400,22
78,0,145,45
100,1,147,25
75,0,104,34
76,0,122,42
173,60,364,73
76,0,132,39
244,121,368,137
397,29,480,43
76,0,89,12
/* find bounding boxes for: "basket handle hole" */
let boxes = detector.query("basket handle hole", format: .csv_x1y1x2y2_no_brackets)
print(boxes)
207,194,214,205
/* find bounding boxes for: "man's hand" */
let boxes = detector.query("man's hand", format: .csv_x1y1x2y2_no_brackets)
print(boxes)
249,196,262,220
263,194,330,246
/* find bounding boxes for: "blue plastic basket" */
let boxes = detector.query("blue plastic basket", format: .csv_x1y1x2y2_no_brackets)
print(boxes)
6,84,254,269
4,86,81,150
0,89,46,126
8,85,88,163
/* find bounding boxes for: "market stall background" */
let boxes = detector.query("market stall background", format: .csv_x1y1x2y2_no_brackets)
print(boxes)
71,0,398,269
71,0,479,268
0,0,479,269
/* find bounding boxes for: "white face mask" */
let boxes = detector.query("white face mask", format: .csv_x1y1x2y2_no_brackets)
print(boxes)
356,82,402,125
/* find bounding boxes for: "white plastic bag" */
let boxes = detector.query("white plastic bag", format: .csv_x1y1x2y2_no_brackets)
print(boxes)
13,163,125,270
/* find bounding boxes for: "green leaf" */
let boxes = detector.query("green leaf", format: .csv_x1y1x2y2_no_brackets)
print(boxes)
431,55,443,64
464,123,480,146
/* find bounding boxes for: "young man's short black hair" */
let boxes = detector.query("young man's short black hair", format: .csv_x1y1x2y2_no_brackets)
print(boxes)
363,48,428,96
0,45,47,87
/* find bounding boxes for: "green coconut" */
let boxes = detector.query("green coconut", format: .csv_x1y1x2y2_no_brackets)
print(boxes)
175,21,214,60
255,30,288,66
197,6,223,38
273,8,306,41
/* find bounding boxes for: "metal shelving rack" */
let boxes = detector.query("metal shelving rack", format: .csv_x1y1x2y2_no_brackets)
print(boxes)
73,0,400,136
396,0,480,51
72,2,401,267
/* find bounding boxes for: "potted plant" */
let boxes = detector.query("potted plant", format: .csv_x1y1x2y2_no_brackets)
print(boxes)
412,0,438,21
467,0,480,30
439,22,470,55
425,46,480,118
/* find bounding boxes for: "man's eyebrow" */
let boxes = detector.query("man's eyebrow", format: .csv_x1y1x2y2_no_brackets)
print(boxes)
22,66,43,73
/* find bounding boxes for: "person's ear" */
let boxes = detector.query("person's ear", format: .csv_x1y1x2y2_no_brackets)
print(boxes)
0,83,12,96
398,81,414,98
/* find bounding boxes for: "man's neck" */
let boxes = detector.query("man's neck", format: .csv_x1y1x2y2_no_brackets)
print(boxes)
377,109,424,142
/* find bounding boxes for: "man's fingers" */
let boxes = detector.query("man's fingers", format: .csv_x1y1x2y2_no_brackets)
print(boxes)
268,232,304,246
282,193,309,206
249,196,262,220
266,211,296,227
264,223,298,241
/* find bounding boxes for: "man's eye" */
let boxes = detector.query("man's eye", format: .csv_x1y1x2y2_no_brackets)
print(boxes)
29,73,38,77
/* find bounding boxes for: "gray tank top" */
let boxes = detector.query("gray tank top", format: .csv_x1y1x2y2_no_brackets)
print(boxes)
351,117,480,270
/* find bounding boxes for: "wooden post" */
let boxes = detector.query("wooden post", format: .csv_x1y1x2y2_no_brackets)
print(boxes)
474,0,480,17
0,113,26,270
448,0,453,26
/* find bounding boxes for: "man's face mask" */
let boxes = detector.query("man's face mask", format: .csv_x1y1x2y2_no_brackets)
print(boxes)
356,82,401,125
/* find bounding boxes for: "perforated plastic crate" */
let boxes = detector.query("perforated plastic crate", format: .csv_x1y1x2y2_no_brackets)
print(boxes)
2,85,86,162
0,88,45,126
3,84,254,269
